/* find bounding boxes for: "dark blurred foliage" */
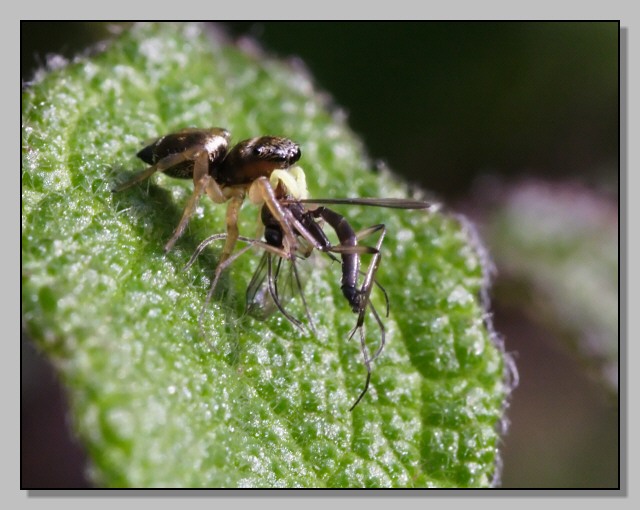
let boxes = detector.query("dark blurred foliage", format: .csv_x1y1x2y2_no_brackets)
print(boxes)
21,21,619,488
21,339,91,487
223,22,618,201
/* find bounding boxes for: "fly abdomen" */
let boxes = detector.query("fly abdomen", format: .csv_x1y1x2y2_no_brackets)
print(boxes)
313,207,361,311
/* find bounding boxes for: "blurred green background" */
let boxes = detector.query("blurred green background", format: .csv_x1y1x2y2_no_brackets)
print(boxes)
21,21,619,488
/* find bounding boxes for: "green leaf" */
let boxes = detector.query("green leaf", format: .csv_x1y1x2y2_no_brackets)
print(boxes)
22,22,512,488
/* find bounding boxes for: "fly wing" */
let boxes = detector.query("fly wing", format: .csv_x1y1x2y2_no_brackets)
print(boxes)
292,197,433,210
245,251,273,320
245,252,304,326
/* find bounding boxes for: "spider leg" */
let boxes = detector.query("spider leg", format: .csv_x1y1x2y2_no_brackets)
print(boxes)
164,150,215,252
113,144,205,192
214,193,245,264
196,193,246,334
249,177,298,259
111,164,160,192
197,242,255,340
113,145,227,253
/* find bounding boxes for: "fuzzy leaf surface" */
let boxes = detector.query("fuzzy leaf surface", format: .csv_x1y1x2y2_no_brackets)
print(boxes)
22,22,511,488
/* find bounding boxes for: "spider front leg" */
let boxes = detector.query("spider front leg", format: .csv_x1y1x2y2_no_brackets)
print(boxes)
248,176,299,260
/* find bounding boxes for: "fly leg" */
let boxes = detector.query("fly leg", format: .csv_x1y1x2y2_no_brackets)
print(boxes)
186,231,301,338
264,254,311,333
350,224,387,354
344,223,386,411
308,206,388,410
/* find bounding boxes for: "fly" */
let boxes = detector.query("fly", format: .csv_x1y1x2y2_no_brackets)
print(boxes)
188,192,431,411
